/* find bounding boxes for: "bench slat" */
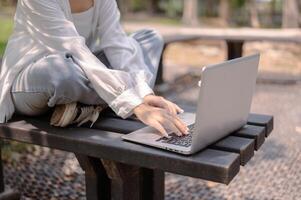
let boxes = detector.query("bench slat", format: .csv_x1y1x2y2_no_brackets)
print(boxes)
172,105,273,136
105,109,273,138
94,117,145,133
232,125,265,150
0,118,240,184
210,136,254,166
93,117,257,166
248,114,273,137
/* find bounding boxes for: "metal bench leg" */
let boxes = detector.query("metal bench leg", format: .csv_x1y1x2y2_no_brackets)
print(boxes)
75,154,110,200
101,160,164,200
0,141,20,200
226,41,244,60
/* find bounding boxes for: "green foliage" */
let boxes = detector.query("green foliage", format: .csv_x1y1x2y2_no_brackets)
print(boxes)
199,0,220,17
130,0,147,12
1,141,31,162
149,17,181,26
231,0,246,9
0,18,13,56
0,0,17,7
159,0,182,18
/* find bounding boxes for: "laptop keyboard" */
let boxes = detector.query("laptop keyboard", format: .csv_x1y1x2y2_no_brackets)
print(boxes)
156,124,195,147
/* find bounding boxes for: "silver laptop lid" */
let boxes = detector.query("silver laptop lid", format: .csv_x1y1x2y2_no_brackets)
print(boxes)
191,54,260,152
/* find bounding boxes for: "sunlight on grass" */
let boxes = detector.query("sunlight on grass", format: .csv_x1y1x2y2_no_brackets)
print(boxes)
0,18,14,56
149,17,181,26
126,16,181,26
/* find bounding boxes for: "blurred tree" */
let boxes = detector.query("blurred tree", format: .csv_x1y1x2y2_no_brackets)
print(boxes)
182,0,199,26
0,0,17,6
116,0,131,15
248,0,260,28
219,0,230,25
161,0,182,18
146,0,161,14
282,0,299,28
229,0,249,26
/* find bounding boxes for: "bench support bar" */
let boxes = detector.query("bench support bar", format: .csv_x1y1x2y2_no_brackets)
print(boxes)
0,189,20,200
75,154,111,200
226,41,244,60
76,154,164,200
101,160,164,200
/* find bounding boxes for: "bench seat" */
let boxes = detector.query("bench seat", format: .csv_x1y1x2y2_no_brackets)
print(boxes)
0,111,273,184
0,116,239,184
0,110,273,200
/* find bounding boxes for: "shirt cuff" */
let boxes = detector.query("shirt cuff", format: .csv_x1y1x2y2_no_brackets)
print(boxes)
109,82,154,119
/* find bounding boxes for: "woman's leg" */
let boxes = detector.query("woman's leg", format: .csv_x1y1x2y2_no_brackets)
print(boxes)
11,53,104,116
12,29,164,117
130,29,164,88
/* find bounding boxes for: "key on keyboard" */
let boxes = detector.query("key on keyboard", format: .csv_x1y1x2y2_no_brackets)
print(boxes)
156,124,195,147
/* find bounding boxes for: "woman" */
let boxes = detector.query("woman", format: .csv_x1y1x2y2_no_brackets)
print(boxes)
0,0,189,137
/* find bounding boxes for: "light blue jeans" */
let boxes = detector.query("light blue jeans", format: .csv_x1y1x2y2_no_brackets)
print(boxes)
11,29,164,116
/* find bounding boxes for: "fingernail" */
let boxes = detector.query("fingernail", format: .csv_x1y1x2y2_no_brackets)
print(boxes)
180,109,184,113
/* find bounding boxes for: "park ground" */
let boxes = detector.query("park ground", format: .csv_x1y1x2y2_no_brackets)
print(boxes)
1,17,301,199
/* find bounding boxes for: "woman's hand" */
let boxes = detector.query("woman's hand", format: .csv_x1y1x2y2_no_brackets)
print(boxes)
133,103,189,138
143,95,184,115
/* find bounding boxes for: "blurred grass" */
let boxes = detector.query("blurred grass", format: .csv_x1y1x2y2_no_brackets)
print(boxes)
125,15,181,26
149,17,181,25
0,18,13,56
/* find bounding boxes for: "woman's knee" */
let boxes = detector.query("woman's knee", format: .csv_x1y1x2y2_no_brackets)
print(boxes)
13,53,96,107
43,53,104,106
12,92,50,116
42,53,88,87
15,53,84,91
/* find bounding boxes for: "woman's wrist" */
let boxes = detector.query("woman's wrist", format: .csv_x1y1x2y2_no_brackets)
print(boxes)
133,103,146,116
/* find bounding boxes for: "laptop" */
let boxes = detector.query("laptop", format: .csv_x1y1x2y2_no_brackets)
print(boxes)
122,54,260,155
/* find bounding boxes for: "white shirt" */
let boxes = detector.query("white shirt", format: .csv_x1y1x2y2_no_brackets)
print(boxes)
72,6,94,39
0,0,154,123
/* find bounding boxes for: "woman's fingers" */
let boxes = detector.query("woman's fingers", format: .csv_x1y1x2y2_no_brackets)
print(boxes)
164,99,183,115
160,118,182,136
173,103,184,114
166,114,188,135
166,101,177,115
174,115,189,135
134,103,188,138
145,96,184,116
150,120,169,137
161,99,175,115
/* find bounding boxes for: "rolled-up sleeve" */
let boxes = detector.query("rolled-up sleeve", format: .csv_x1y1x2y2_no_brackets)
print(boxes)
95,0,155,102
20,0,153,118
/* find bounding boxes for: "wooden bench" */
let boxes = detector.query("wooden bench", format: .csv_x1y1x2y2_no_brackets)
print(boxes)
154,28,301,84
0,106,273,200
